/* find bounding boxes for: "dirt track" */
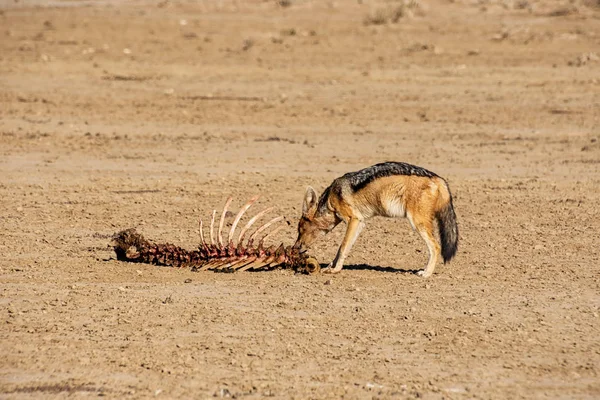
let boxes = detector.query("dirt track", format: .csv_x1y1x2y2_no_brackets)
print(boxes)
1,0,599,398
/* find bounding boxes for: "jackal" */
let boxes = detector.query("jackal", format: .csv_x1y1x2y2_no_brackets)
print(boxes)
294,162,458,277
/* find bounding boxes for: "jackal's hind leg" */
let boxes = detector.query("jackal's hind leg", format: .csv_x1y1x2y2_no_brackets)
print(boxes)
413,217,440,278
324,218,365,274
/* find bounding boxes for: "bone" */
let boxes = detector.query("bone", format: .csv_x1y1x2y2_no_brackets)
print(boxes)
198,258,225,271
247,216,284,245
215,256,250,270
197,260,215,271
217,197,233,248
229,256,257,270
209,210,216,245
199,218,206,247
210,258,237,270
237,255,275,272
231,257,261,271
213,255,243,269
238,207,274,244
236,259,264,272
304,257,321,274
113,197,314,274
265,261,284,270
228,195,259,245
259,225,285,245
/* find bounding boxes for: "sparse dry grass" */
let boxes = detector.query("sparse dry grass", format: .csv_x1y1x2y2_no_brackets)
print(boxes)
363,0,423,26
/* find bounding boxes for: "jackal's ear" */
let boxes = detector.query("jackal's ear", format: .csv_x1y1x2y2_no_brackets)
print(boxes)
302,186,318,216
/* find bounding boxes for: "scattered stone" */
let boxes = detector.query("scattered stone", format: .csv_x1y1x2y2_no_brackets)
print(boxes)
568,52,598,67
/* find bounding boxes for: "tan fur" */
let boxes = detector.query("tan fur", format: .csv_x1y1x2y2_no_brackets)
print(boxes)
295,174,455,277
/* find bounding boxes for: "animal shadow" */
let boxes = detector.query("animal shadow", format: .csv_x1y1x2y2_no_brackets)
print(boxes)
326,263,419,274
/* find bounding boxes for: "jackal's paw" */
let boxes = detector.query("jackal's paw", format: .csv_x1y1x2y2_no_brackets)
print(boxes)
417,269,432,278
322,265,340,274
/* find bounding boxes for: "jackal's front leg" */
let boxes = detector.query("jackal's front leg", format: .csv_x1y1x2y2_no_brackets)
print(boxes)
324,218,365,274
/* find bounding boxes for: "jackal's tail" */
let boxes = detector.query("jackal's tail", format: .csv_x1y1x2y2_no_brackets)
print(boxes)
436,184,458,263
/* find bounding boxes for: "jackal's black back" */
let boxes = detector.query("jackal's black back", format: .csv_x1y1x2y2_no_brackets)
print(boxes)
345,162,438,192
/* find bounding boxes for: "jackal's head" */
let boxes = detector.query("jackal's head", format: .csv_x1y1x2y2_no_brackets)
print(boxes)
293,186,336,251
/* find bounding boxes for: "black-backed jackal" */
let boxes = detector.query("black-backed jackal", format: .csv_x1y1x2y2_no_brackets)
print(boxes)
293,162,458,277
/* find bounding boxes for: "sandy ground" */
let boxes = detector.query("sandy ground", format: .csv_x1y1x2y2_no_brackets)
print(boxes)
1,0,599,398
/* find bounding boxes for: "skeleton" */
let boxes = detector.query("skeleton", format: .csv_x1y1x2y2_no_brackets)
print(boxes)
113,196,320,274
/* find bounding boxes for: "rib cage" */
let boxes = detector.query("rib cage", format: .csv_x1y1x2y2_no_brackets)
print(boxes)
112,197,320,274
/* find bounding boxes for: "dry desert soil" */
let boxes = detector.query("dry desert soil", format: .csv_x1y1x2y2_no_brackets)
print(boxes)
1,0,599,398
